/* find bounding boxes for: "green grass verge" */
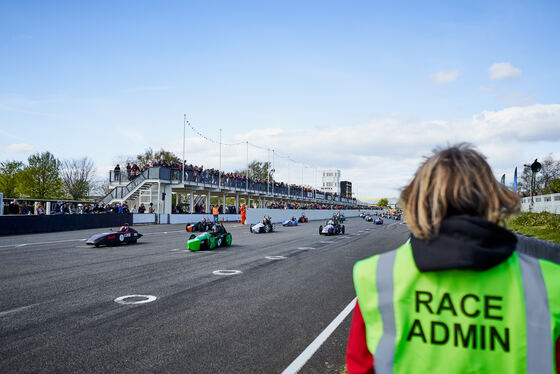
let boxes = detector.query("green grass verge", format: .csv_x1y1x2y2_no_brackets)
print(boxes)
507,212,560,244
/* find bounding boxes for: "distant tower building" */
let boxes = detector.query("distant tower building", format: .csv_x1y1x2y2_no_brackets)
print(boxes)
340,181,352,198
321,169,341,194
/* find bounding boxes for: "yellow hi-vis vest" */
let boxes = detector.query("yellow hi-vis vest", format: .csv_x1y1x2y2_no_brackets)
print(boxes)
353,242,560,374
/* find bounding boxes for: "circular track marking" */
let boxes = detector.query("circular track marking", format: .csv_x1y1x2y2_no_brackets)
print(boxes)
114,295,157,305
265,256,286,260
212,270,242,276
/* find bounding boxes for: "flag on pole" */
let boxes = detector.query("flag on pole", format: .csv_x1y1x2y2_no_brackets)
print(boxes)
514,167,518,192
500,174,505,185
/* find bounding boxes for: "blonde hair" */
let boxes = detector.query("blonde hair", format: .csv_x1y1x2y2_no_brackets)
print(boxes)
400,144,520,240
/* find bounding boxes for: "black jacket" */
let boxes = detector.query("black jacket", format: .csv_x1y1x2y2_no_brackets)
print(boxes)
410,215,517,272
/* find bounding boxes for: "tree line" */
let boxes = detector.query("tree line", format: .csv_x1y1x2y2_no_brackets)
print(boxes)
0,152,98,200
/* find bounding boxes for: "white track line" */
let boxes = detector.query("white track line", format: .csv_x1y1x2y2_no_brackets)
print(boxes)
0,303,40,317
281,297,356,374
0,238,86,249
0,229,188,249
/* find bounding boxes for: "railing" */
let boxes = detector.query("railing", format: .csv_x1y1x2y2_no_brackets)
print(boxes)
103,166,359,206
516,234,560,264
520,192,560,214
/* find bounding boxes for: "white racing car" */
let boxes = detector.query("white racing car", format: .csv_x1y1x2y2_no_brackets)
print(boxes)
250,216,274,233
319,219,345,236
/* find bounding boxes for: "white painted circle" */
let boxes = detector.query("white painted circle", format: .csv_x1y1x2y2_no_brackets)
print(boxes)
265,256,286,260
119,234,124,241
212,270,242,276
114,294,157,305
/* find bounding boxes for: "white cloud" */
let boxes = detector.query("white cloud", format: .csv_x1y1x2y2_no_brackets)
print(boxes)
155,104,560,197
430,70,460,84
489,62,522,80
1,143,34,154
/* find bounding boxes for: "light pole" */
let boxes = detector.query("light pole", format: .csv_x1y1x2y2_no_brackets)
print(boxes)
219,128,222,189
301,163,304,199
523,159,542,211
182,114,186,184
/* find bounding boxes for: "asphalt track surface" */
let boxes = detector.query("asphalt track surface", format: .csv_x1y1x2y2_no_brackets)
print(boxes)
0,217,410,373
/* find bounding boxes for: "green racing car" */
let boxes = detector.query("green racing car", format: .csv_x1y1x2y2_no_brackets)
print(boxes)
187,223,232,251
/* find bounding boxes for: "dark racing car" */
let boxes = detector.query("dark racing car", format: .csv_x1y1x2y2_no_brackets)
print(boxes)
186,218,212,232
86,224,142,247
298,213,309,223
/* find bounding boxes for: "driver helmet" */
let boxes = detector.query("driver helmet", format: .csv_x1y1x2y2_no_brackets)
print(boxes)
201,218,206,223
328,220,334,225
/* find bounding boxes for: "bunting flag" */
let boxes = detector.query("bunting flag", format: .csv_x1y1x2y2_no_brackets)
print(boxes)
186,119,316,169
514,167,518,192
500,174,505,185
186,121,244,146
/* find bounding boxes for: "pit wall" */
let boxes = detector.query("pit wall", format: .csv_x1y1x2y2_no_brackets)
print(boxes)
167,214,241,224
132,214,241,225
246,208,362,225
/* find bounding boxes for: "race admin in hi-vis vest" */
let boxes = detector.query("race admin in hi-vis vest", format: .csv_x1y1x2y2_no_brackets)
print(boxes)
213,207,219,215
353,242,560,373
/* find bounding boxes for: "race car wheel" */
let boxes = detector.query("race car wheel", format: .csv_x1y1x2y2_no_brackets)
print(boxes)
94,244,100,248
226,233,232,246
319,225,323,235
129,239,137,244
342,225,345,235
250,225,253,233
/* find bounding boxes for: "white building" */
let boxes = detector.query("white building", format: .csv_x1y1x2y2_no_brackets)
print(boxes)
321,169,341,194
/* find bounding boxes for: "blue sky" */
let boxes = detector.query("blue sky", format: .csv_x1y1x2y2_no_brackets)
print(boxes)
1,1,559,197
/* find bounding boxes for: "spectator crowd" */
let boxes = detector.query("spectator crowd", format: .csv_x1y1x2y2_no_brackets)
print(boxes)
3,199,156,215
112,160,355,207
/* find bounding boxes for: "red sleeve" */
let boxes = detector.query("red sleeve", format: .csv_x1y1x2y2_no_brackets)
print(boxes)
346,301,375,374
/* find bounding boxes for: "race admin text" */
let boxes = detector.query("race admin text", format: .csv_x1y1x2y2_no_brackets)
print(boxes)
407,291,510,352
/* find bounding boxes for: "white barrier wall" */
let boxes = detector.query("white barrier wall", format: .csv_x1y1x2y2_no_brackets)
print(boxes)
133,213,157,224
168,214,241,224
246,208,362,225
520,193,560,214
134,211,360,225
